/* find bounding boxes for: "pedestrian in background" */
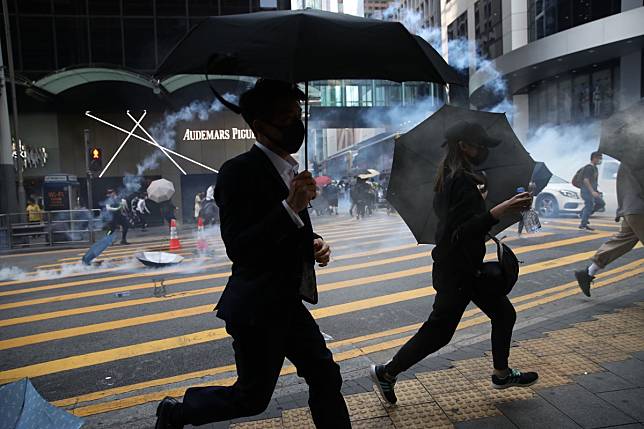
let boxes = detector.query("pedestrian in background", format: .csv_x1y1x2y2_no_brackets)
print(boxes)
575,163,644,296
26,198,42,223
370,122,538,405
104,189,130,245
194,192,204,223
576,151,605,231
136,193,150,231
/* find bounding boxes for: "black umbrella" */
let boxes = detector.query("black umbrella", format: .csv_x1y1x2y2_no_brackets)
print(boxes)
387,105,535,244
155,9,461,166
531,161,553,195
599,98,644,170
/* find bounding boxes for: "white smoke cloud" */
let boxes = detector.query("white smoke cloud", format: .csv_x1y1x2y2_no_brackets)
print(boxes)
525,122,601,180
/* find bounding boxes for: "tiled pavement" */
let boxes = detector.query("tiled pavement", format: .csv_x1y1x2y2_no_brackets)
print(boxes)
227,302,644,429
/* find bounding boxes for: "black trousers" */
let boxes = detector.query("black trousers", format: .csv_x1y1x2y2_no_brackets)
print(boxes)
108,214,128,242
385,268,517,375
181,302,351,428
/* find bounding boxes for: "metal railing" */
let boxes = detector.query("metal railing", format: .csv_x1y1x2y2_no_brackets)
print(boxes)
0,209,104,250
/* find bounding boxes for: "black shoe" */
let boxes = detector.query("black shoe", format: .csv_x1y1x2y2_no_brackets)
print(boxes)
155,397,183,429
491,368,538,389
370,364,397,404
120,240,131,245
575,269,594,297
578,225,595,231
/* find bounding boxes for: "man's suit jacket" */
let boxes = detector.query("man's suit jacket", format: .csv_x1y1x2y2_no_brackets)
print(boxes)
214,145,319,325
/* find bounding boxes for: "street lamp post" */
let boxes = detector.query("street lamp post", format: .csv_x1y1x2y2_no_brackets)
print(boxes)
2,0,26,215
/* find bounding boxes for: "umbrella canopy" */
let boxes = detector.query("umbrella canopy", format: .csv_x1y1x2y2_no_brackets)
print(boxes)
155,9,461,85
135,252,184,268
81,231,115,265
147,179,175,203
315,176,332,187
0,378,84,429
531,161,553,195
387,105,535,244
599,98,644,170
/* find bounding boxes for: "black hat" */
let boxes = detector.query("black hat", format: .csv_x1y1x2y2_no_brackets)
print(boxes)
443,121,501,148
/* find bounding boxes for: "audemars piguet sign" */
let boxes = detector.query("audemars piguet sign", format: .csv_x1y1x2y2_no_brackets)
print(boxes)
182,127,255,142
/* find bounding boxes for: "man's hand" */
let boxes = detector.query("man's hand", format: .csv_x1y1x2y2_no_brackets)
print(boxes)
490,192,533,219
592,191,600,198
313,238,331,267
287,171,317,212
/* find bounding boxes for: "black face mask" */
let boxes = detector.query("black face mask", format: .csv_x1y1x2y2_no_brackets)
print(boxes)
271,119,305,154
470,146,489,166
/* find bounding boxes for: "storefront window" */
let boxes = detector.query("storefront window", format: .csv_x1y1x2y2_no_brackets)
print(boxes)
528,60,619,130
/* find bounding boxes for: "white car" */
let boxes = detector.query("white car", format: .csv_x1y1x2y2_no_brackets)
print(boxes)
534,176,585,218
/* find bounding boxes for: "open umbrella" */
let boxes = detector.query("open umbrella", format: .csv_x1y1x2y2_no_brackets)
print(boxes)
154,9,462,167
599,98,644,170
81,230,115,265
387,105,535,244
147,179,175,203
531,161,553,195
315,176,332,187
0,378,84,429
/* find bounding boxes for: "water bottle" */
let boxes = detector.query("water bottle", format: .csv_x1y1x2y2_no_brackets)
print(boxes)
517,187,541,233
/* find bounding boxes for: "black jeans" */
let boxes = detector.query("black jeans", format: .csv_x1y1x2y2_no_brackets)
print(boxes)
385,268,517,375
181,302,351,428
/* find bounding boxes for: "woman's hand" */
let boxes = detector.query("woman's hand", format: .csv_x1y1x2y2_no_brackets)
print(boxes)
490,192,533,219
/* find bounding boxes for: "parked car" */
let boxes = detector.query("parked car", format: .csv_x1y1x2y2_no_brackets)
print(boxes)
534,175,584,218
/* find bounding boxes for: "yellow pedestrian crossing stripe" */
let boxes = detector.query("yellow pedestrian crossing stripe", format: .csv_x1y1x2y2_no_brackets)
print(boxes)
52,260,644,416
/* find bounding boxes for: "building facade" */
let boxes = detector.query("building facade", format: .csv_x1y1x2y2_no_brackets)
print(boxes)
440,0,644,141
0,0,288,218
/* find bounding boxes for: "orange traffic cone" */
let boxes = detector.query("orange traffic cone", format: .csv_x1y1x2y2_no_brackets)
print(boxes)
169,219,181,250
196,217,208,252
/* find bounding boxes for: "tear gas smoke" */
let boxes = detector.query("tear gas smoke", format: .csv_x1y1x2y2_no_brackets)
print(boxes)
525,122,602,181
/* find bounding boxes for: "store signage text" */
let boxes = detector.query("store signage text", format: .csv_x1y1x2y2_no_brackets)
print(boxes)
182,128,255,142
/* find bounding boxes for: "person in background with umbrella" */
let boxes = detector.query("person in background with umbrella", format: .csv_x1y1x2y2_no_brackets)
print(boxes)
575,163,644,296
154,80,350,429
104,188,130,245
370,122,539,405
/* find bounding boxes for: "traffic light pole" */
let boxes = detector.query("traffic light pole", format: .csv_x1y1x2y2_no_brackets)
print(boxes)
83,129,95,244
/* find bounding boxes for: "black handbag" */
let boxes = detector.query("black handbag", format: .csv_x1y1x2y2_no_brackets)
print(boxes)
475,236,520,296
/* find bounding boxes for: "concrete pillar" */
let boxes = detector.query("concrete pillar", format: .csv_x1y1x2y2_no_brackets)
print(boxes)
0,42,19,214
619,50,642,109
512,94,529,144
621,0,642,12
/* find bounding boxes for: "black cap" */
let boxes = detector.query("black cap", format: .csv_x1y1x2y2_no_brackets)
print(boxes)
443,121,501,148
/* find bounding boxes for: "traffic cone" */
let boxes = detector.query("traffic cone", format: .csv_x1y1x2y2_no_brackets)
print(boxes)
196,217,208,252
169,219,181,250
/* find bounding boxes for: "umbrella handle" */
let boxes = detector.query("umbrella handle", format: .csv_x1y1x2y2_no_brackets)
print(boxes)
305,81,309,171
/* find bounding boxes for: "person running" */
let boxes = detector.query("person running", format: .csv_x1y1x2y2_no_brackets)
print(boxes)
575,163,644,296
369,121,539,405
578,151,606,231
105,189,130,245
136,193,150,231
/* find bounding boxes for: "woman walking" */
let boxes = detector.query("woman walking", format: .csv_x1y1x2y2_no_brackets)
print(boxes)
370,122,538,404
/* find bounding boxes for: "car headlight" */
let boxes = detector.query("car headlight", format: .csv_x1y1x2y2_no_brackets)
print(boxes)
559,190,579,199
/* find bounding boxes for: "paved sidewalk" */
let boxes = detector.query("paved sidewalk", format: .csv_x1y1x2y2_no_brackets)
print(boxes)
228,302,644,429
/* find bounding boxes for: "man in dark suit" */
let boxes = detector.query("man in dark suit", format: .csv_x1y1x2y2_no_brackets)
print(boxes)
154,80,351,429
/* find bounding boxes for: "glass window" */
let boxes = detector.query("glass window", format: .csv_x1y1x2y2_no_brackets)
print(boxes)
557,78,572,123
220,0,251,15
88,0,121,15
90,17,123,65
188,0,220,15
156,18,188,65
53,0,88,14
156,0,187,16
474,0,503,64
123,0,153,15
56,17,90,68
17,0,52,14
591,68,612,118
124,18,155,70
19,17,55,70
572,74,590,120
